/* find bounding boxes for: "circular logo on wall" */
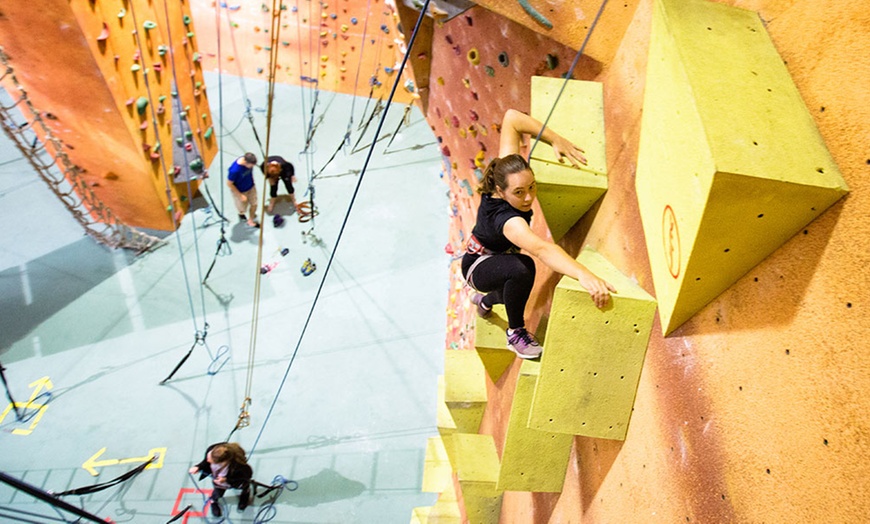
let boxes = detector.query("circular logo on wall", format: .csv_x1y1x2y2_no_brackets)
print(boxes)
662,205,680,279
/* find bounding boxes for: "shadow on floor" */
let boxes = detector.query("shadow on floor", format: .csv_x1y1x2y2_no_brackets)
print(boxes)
0,237,128,359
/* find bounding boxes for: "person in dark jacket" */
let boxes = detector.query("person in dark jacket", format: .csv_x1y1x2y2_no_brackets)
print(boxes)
188,442,253,517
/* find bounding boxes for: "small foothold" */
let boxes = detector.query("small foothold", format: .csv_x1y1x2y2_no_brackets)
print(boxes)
143,20,157,31
150,151,161,161
184,130,193,140
467,48,480,65
117,8,126,18
350,17,358,24
156,104,165,115
183,15,191,25
189,158,204,171
126,98,135,107
187,32,195,39
451,115,460,128
484,65,495,77
498,51,509,67
185,142,193,151
179,111,187,119
341,24,348,32
437,77,445,85
192,52,202,62
97,23,110,42
158,45,169,56
152,63,162,72
139,121,149,130
142,143,151,151
132,50,140,62
380,24,389,34
158,95,167,103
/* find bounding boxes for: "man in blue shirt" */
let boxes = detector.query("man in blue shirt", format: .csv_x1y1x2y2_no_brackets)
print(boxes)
227,152,259,228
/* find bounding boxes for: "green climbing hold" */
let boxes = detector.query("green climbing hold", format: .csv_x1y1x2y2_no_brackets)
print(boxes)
201,113,208,120
118,8,126,18
179,112,187,119
143,20,157,31
171,91,178,97
131,64,141,72
175,137,184,145
484,65,495,77
192,52,202,62
136,97,149,115
187,32,195,39
195,81,202,88
184,130,193,140
183,15,191,25
180,195,187,202
204,127,214,139
153,142,161,152
158,95,167,102
158,45,169,56
189,158,204,171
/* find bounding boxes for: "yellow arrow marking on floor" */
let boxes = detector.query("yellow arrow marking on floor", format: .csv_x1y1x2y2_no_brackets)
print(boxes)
0,376,53,435
82,447,167,476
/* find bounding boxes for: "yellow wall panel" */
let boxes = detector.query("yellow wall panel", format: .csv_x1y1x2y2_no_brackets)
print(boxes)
530,76,608,241
497,360,573,492
529,249,657,439
636,0,849,334
444,350,487,434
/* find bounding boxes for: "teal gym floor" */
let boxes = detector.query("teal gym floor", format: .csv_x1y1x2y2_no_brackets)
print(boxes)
0,73,446,523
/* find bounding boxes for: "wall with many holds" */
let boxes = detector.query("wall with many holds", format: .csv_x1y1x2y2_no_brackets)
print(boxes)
0,0,217,231
421,0,869,522
188,0,419,105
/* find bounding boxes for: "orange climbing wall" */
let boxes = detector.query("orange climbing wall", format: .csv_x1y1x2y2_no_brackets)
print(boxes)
188,0,418,106
427,0,870,522
0,0,217,231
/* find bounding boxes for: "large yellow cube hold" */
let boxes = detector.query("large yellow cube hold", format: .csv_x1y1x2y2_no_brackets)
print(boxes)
528,249,657,439
422,436,452,493
529,76,608,242
444,350,487,434
636,0,849,334
443,434,503,524
498,360,573,492
437,376,457,437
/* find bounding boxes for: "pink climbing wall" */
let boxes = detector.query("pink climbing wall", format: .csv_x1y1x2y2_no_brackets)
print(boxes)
425,0,870,522
188,0,419,106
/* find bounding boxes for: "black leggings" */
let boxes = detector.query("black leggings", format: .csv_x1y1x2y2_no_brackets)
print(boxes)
463,253,535,330
269,175,294,198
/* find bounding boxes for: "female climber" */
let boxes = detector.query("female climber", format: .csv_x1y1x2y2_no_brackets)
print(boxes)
462,109,616,359
189,442,253,517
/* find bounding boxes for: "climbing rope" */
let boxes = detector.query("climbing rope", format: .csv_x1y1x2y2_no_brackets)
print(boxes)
527,0,610,160
246,0,434,457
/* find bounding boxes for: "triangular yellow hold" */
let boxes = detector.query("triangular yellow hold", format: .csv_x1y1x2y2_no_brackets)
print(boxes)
410,506,431,524
422,436,452,493
636,0,849,335
444,350,487,434
474,305,514,383
429,480,461,523
528,249,657,439
530,76,608,242
498,360,573,492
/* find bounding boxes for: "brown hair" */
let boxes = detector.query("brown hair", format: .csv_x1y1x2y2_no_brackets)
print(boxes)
477,154,531,195
243,152,257,165
266,162,282,176
211,442,248,465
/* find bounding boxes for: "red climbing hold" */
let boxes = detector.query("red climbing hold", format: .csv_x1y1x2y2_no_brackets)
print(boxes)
441,145,451,156
469,110,479,122
97,23,110,42
451,115,460,128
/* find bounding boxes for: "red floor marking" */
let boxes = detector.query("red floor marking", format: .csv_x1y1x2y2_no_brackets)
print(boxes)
171,487,213,523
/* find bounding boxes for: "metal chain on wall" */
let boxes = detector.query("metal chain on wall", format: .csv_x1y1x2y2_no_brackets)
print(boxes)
0,48,165,253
